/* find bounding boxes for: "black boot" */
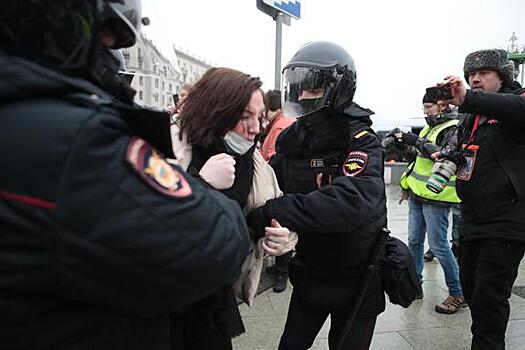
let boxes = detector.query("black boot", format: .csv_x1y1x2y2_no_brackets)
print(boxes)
265,265,278,274
424,249,434,262
273,274,288,293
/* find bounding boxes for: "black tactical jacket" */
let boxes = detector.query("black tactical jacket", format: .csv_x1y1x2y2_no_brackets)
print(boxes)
263,104,387,316
0,53,249,349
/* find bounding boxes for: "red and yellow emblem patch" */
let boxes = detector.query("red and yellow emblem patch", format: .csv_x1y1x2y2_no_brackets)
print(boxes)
126,137,192,198
343,151,368,177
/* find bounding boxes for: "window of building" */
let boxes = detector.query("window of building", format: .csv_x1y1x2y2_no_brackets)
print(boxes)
155,79,159,88
139,90,143,100
161,95,165,105
162,81,165,90
139,76,143,86
169,83,172,91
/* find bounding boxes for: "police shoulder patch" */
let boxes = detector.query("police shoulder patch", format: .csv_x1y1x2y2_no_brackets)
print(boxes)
343,151,368,177
126,137,192,198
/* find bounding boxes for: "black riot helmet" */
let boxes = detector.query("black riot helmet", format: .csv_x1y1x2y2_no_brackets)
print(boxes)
282,41,357,118
100,0,149,49
0,0,147,73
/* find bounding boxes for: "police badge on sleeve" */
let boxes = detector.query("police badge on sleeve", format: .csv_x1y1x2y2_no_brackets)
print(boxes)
126,137,192,197
343,151,368,177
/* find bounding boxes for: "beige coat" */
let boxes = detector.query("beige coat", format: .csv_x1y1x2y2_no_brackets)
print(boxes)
170,124,289,305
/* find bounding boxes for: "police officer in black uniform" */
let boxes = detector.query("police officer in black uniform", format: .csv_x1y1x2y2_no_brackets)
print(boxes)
438,49,525,350
249,41,387,350
0,1,249,349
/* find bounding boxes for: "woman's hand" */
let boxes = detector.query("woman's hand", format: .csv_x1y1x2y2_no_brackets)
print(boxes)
199,153,236,189
262,219,298,256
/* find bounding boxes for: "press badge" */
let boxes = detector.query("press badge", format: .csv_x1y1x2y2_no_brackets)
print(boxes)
456,144,479,181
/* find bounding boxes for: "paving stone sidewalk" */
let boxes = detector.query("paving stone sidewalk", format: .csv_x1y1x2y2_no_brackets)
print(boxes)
233,186,525,350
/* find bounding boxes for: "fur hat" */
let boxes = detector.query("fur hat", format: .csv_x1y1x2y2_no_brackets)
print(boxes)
463,49,514,86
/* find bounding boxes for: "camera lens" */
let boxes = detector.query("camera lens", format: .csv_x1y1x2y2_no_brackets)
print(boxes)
426,161,457,194
426,173,448,194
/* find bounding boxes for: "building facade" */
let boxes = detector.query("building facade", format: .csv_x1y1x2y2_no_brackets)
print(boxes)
174,48,213,89
122,36,213,109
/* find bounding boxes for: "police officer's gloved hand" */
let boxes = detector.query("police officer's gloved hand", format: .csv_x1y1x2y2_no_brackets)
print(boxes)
401,132,419,146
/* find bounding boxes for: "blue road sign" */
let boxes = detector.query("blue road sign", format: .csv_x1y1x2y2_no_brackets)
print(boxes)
262,0,301,19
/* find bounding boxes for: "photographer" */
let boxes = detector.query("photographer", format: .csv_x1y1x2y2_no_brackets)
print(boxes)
397,92,464,314
381,128,414,162
439,49,525,350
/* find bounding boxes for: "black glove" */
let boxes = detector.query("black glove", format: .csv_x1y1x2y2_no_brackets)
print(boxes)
401,132,419,146
246,206,270,242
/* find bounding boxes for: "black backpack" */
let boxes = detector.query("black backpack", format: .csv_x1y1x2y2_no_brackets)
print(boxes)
380,236,421,308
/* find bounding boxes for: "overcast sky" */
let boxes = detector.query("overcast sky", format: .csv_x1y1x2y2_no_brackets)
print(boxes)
142,0,524,130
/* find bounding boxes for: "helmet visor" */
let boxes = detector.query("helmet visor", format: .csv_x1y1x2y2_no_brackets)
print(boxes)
282,66,341,117
106,1,143,48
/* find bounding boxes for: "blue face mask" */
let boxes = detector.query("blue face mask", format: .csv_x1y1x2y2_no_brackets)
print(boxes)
223,131,254,155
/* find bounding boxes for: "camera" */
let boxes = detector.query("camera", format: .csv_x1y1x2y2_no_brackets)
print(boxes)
425,84,452,102
426,160,457,194
381,128,401,151
381,135,397,152
426,144,464,194
426,145,461,194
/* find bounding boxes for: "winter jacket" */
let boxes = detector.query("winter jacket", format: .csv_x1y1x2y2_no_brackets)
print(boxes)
454,86,525,242
260,112,295,162
170,123,297,307
0,53,249,350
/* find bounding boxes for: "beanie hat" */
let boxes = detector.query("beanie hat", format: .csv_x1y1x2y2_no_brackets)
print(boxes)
463,49,514,86
422,92,435,103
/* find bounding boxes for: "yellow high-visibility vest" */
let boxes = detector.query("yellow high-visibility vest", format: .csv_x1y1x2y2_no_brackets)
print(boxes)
400,119,461,203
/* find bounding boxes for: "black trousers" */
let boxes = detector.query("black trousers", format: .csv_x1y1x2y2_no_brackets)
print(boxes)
278,290,377,350
181,310,233,350
275,251,293,274
459,239,525,350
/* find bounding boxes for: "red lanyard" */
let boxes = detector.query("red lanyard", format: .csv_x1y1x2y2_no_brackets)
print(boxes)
468,115,481,143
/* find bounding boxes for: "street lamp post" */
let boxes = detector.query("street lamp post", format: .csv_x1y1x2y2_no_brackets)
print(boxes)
275,12,283,90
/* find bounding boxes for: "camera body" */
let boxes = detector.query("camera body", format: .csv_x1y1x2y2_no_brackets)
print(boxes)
425,84,452,103
381,135,397,151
